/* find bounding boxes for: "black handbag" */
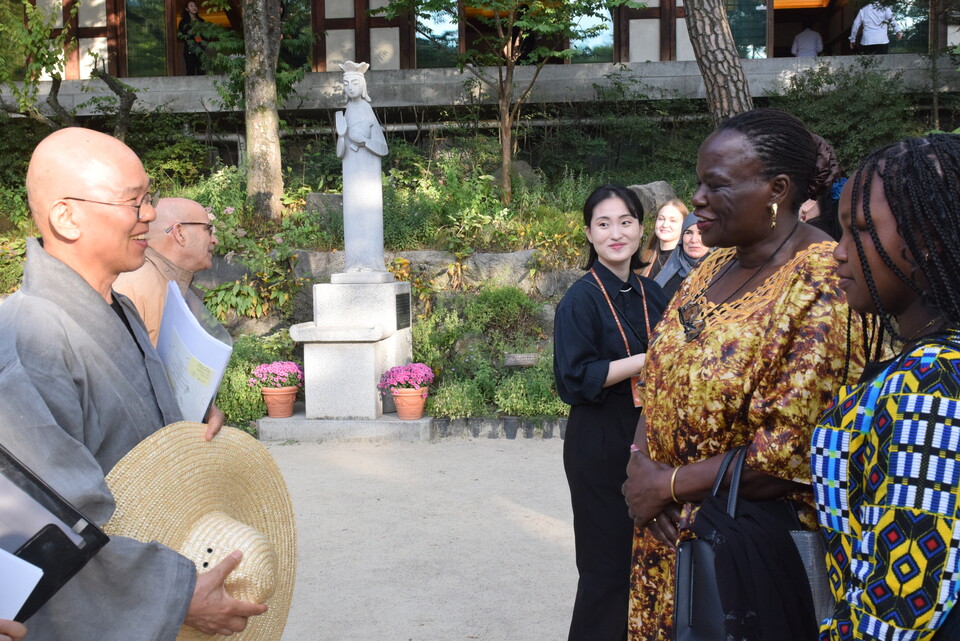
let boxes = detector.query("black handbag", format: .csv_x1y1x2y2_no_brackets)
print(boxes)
673,447,823,641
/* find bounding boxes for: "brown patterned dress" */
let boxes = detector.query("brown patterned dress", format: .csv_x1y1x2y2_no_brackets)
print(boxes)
627,241,865,641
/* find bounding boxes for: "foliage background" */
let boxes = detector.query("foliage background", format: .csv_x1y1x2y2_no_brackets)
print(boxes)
0,61,944,422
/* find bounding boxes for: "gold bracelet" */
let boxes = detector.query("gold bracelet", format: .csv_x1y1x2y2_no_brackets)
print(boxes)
670,466,681,504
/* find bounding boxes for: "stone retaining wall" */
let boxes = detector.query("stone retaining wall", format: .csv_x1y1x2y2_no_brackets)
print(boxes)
431,416,568,440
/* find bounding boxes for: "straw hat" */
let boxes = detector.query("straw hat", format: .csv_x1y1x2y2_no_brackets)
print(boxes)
104,422,296,641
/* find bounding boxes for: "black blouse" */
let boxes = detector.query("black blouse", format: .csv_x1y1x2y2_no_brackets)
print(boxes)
553,262,668,406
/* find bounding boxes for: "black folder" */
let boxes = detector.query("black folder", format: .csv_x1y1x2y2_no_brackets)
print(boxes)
0,444,109,622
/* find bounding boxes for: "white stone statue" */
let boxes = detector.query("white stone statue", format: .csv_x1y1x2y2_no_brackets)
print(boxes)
335,61,389,277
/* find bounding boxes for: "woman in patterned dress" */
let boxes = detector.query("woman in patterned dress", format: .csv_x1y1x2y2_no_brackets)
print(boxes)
813,134,960,640
621,108,866,641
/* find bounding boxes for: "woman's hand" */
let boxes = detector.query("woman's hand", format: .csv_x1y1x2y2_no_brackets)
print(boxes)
647,503,683,550
623,448,674,527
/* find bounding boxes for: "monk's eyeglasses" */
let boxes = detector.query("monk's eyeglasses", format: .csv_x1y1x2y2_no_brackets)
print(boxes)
63,192,154,220
165,222,214,234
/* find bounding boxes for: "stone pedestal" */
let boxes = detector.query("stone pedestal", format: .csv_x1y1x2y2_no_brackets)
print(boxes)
290,280,412,420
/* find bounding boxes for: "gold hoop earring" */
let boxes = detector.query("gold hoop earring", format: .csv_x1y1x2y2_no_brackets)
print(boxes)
770,203,778,230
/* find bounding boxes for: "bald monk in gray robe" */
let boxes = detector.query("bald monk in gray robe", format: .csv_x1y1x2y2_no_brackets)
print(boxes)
0,128,266,640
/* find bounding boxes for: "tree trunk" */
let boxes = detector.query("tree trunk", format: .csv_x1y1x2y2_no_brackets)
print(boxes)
243,0,284,220
930,0,942,131
499,96,514,206
683,0,753,125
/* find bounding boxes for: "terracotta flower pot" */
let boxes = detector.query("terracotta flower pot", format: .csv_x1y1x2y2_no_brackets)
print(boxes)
391,387,429,420
261,386,298,418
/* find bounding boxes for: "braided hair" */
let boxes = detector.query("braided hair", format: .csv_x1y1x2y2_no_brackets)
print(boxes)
716,108,819,212
848,134,960,344
582,184,645,271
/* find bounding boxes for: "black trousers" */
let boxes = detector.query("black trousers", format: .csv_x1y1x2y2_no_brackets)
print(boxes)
564,395,639,641
184,49,205,76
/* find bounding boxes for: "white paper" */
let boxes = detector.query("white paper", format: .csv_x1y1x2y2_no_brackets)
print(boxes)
0,548,43,619
156,282,233,422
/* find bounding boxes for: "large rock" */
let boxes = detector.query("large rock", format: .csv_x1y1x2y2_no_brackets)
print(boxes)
390,250,456,291
535,268,582,299
305,193,344,225
462,250,537,292
493,160,541,190
194,253,252,290
293,250,344,281
628,181,677,218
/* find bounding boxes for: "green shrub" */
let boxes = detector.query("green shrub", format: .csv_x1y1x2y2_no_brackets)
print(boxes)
216,365,266,434
427,378,489,419
0,185,31,235
462,286,542,339
412,304,467,381
493,356,567,418
199,196,307,321
409,286,564,419
283,134,343,194
216,331,299,432
181,165,247,215
770,58,915,170
0,119,46,189
140,136,209,192
0,236,26,293
383,181,441,250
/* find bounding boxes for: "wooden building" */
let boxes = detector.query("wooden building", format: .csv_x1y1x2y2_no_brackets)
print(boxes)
32,0,936,81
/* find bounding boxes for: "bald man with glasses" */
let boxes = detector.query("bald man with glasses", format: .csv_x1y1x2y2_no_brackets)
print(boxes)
114,197,220,347
0,128,262,641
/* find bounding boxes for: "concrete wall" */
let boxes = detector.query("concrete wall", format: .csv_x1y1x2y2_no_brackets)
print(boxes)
2,55,951,117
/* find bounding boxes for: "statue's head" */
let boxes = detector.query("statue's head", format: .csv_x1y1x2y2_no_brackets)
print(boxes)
340,61,371,102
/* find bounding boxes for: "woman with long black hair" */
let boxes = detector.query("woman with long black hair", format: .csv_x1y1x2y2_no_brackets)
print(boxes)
554,184,668,641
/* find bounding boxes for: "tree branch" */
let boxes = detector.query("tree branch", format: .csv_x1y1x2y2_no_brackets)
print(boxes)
91,67,138,141
0,99,60,129
44,77,78,128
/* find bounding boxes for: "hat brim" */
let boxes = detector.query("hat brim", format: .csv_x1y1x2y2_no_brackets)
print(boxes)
104,422,296,641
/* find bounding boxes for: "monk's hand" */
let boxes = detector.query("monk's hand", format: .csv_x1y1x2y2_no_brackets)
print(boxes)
0,619,27,641
647,503,683,550
623,449,673,526
184,551,268,636
203,404,225,441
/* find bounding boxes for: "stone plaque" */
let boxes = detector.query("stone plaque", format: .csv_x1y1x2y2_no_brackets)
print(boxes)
396,292,411,330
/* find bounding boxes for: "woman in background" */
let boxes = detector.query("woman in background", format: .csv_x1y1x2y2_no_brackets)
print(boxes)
654,212,709,301
177,1,207,76
554,184,668,641
799,134,843,240
640,200,687,280
813,134,960,640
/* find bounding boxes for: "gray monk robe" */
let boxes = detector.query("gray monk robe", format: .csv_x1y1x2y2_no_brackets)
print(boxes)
0,238,195,641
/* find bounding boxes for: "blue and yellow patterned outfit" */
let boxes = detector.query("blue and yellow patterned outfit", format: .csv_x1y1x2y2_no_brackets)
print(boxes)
812,329,960,640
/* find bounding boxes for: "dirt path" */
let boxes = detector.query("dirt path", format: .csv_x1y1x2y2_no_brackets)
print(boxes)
267,437,576,641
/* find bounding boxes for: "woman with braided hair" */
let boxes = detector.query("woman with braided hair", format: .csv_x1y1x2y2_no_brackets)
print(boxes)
813,134,960,640
622,108,868,641
800,134,845,240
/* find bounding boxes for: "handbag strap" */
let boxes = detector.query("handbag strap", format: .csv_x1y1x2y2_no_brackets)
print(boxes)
710,447,744,498
726,447,749,519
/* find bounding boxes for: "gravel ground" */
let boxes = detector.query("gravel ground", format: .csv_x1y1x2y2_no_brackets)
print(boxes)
266,437,576,641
